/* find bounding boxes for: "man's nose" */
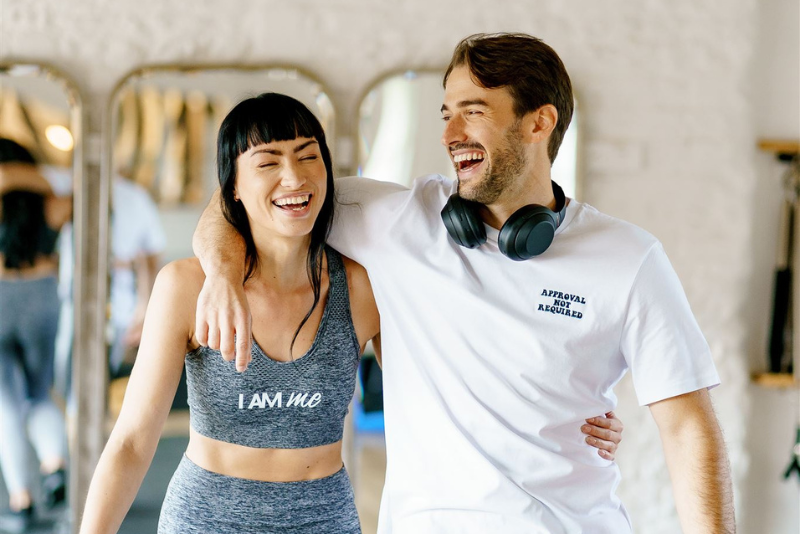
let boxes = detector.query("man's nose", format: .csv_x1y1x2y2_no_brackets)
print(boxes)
441,114,467,147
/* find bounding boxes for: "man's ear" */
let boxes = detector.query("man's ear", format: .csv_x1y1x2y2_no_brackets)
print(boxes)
521,104,558,145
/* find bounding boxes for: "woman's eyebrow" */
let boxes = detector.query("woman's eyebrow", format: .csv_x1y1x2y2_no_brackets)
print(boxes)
249,139,318,158
293,139,318,153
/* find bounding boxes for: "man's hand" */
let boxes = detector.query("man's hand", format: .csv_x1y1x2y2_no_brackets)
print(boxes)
195,274,252,372
581,411,623,460
192,189,250,371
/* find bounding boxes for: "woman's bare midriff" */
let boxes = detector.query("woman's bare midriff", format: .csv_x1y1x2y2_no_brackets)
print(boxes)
0,256,58,280
185,428,344,482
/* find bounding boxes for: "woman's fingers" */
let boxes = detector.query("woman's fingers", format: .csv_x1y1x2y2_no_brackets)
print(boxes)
582,411,624,460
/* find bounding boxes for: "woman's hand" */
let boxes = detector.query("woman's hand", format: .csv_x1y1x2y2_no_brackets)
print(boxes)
581,411,623,460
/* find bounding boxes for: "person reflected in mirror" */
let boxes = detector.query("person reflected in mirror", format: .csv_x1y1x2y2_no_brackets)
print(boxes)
79,93,621,534
106,168,166,378
192,34,733,534
35,161,166,409
0,139,70,533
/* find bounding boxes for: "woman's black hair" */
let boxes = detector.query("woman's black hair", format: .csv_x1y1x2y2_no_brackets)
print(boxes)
0,139,49,269
216,93,335,358
1,191,48,269
0,138,36,165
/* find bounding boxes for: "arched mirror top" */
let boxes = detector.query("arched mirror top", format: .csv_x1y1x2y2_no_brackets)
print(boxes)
0,62,83,172
357,69,581,200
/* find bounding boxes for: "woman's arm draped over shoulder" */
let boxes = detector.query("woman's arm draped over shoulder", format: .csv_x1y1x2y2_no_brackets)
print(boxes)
79,261,200,534
0,163,53,196
191,189,252,372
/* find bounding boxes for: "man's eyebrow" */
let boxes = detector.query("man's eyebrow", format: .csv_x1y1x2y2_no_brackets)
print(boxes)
250,139,318,157
440,99,490,113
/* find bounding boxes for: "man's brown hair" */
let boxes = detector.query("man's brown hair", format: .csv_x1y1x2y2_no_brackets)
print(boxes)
444,33,574,164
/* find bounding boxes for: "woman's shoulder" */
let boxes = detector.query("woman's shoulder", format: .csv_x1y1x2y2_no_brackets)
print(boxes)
154,258,206,301
338,253,379,343
339,254,369,289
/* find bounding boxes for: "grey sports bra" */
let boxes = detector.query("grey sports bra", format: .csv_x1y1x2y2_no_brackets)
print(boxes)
185,248,361,449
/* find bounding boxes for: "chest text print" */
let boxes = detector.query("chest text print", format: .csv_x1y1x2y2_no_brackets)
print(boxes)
239,391,323,409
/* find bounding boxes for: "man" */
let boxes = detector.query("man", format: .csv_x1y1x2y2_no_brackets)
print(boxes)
193,33,734,533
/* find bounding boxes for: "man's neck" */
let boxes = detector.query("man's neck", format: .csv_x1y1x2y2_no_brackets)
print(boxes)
478,171,555,230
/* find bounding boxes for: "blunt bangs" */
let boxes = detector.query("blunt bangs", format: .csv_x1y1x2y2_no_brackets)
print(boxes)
224,94,326,161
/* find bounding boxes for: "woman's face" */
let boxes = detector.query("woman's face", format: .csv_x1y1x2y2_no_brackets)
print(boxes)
234,136,327,239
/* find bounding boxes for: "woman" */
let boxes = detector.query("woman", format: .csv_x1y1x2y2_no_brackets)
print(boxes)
0,139,70,532
79,93,620,533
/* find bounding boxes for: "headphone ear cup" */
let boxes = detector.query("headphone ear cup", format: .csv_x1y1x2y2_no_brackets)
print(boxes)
498,206,557,261
441,195,487,249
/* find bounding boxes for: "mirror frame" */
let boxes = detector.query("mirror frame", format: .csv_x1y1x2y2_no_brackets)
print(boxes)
0,61,86,532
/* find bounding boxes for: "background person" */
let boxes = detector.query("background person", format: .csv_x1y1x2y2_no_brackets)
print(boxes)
0,139,70,533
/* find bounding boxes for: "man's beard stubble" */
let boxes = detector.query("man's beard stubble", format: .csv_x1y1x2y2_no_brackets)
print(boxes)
457,120,527,205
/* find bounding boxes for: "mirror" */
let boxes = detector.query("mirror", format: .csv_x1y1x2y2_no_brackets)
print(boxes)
103,66,335,532
357,70,581,199
0,63,82,533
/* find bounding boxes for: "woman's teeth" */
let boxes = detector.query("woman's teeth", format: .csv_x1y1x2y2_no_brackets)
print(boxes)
273,194,311,210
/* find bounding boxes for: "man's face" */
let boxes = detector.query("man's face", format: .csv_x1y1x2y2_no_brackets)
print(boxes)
441,66,528,205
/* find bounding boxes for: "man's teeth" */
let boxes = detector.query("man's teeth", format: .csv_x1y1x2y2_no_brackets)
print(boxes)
453,152,485,163
274,195,310,207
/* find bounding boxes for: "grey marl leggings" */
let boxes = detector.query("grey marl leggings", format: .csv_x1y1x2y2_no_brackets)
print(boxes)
158,455,362,533
0,276,66,493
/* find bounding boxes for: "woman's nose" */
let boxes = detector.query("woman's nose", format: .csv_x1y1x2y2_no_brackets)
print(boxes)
280,163,306,188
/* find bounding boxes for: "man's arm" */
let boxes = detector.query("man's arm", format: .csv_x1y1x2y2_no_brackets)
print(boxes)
649,389,735,534
192,189,252,371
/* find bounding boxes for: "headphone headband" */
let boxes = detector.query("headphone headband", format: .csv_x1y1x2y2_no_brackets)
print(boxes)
441,180,568,260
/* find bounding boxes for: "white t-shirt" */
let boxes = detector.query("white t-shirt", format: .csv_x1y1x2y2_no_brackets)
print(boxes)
109,177,167,328
331,174,719,534
41,167,166,326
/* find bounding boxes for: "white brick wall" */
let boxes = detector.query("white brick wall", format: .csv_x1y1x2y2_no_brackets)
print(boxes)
3,0,798,532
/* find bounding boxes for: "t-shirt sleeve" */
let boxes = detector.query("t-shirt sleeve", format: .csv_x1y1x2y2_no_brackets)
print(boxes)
40,165,73,197
619,243,720,406
330,176,409,263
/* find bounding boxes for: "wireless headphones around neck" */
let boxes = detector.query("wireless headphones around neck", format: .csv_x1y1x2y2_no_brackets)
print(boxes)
440,180,568,261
